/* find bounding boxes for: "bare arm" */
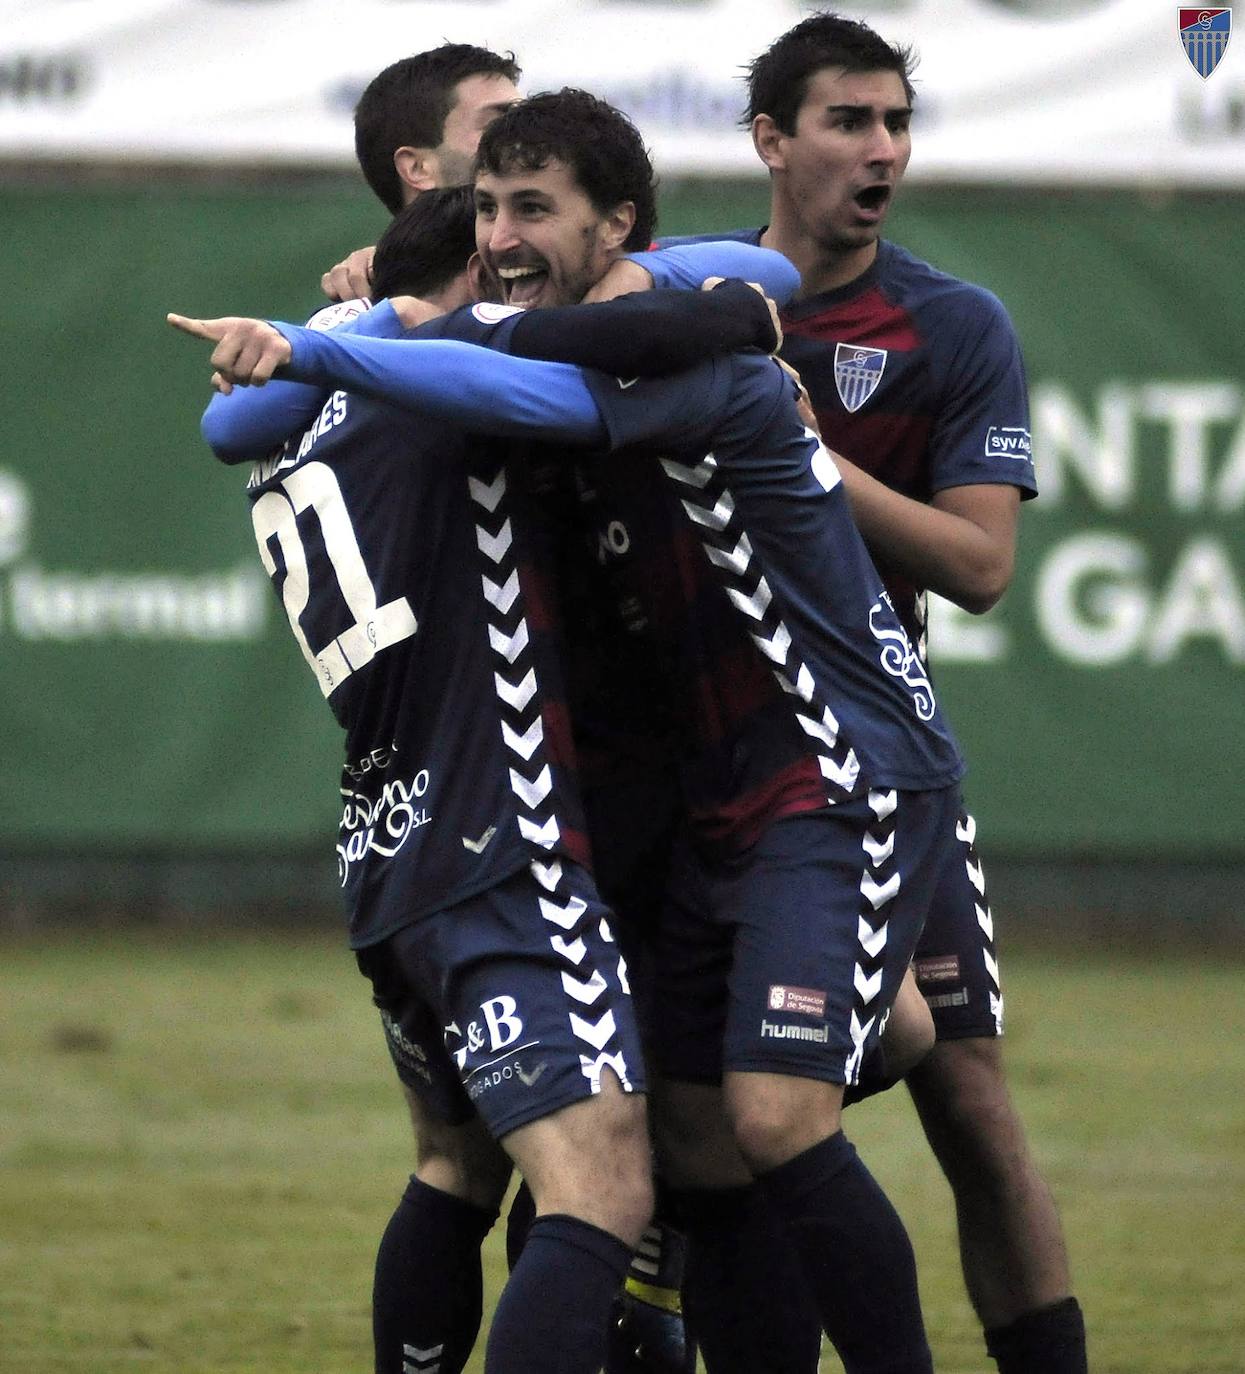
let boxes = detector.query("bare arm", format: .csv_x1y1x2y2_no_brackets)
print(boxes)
831,456,1021,615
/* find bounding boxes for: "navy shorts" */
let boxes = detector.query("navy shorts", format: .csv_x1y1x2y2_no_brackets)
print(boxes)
653,786,962,1087
913,809,1005,1040
355,857,645,1140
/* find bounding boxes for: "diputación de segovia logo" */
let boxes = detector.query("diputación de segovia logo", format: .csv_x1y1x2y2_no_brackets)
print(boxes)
1179,9,1232,78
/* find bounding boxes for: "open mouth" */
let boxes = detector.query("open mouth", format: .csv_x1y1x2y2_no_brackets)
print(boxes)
853,185,891,216
497,263,549,307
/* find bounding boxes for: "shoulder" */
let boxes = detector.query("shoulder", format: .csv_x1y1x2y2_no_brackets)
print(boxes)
305,297,371,331
418,301,525,345
655,227,764,248
878,242,1016,336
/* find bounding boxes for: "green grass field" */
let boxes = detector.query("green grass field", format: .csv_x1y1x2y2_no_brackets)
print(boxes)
1,925,1242,1373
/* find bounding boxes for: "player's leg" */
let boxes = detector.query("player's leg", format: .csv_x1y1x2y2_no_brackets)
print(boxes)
906,810,1086,1373
431,858,652,1374
357,943,511,1374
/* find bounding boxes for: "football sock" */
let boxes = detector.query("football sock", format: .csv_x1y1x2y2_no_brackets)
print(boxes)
372,1174,498,1374
670,1182,821,1373
985,1296,1088,1374
758,1131,934,1374
608,1217,697,1374
484,1213,633,1374
504,1178,536,1270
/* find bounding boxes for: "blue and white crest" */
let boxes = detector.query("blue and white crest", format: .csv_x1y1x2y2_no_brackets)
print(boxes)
833,342,888,413
1180,9,1231,78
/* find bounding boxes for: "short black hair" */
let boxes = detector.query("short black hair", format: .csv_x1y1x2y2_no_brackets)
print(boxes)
355,43,521,213
744,12,916,134
474,89,656,252
370,184,477,301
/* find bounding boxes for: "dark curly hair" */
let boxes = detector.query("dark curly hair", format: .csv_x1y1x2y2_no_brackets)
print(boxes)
370,185,477,301
474,89,657,252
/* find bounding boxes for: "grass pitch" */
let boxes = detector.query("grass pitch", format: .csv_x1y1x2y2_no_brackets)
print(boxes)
1,925,1241,1373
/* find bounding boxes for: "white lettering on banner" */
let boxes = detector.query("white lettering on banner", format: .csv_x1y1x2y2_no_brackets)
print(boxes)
1034,533,1245,666
0,470,30,566
1032,382,1245,512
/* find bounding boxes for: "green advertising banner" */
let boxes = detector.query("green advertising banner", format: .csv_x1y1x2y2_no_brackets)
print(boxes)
1,182,1241,860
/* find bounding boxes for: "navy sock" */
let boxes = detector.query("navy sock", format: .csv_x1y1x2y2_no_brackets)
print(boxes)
485,1213,633,1374
372,1175,498,1374
670,1183,821,1374
985,1297,1088,1374
758,1132,933,1374
504,1179,536,1271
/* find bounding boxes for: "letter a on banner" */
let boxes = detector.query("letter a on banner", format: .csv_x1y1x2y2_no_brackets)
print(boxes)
1179,9,1232,78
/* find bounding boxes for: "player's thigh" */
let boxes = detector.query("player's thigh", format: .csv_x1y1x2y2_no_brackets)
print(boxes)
362,858,646,1146
717,788,960,1091
400,1083,513,1209
913,807,1005,1041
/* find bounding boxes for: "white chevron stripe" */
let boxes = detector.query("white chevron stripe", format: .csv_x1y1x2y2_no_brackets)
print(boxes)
475,518,513,563
599,918,615,943
616,952,631,996
983,949,1001,989
681,493,734,530
518,814,560,848
550,934,587,964
796,707,841,750
860,870,901,910
965,858,986,895
818,751,860,789
561,968,608,1005
869,788,898,820
488,617,530,663
727,580,772,620
579,1049,632,1092
531,859,562,891
863,827,896,866
660,455,716,487
857,915,887,958
705,532,755,575
854,965,884,1003
468,470,506,512
751,622,792,664
403,1341,444,1373
540,893,587,930
975,901,994,942
481,568,520,613
570,1007,617,1051
494,667,537,712
502,716,544,761
510,763,552,809
957,813,977,846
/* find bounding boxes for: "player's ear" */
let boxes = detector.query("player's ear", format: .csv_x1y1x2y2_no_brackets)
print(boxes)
394,145,439,196
751,114,787,173
468,251,501,304
598,200,636,254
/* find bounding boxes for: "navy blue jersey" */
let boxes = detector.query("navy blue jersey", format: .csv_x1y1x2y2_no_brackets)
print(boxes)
245,311,590,949
662,232,1037,651
276,325,967,856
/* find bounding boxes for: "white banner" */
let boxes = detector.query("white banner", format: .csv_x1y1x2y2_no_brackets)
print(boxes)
1,0,1243,184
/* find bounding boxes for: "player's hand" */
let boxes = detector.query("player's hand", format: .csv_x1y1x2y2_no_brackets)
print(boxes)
166,313,292,387
703,276,784,355
776,357,820,434
582,258,654,304
387,295,446,330
321,245,375,302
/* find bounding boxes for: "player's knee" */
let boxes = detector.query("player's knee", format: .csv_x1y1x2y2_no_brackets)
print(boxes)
723,1073,840,1175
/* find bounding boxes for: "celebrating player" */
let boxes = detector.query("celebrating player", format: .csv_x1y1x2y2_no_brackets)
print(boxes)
653,13,1086,1374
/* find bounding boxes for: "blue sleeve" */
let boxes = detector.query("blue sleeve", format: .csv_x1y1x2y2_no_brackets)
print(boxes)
626,241,800,306
273,324,608,444
201,299,410,463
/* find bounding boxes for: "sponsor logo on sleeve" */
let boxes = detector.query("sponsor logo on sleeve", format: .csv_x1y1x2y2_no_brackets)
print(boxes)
472,302,525,324
768,984,828,1017
984,426,1033,461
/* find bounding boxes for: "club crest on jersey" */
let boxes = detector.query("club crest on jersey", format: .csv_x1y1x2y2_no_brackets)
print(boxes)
833,342,888,413
1180,9,1231,78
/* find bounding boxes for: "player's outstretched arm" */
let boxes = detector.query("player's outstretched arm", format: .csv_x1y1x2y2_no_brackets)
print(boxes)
246,323,609,445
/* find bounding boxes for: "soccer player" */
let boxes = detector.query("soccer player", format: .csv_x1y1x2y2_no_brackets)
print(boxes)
320,42,521,303
648,13,1087,1374
175,177,791,1374
174,88,974,1374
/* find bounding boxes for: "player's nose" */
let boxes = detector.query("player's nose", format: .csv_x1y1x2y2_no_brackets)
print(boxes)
485,209,523,255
